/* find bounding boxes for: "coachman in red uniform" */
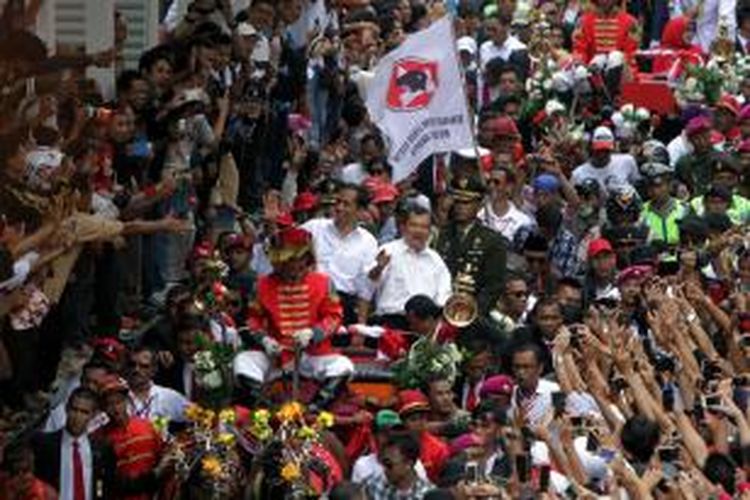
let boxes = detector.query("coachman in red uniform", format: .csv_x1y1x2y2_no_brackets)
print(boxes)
93,376,168,500
233,227,354,409
573,0,640,75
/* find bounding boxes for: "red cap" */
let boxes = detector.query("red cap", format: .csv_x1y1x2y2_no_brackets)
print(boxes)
685,116,712,137
617,265,654,285
98,375,129,396
292,192,319,213
587,238,614,258
225,233,250,251
192,240,215,260
397,389,430,416
450,433,483,455
479,374,514,397
268,227,313,265
91,337,126,364
716,95,740,117
371,182,399,204
485,116,520,138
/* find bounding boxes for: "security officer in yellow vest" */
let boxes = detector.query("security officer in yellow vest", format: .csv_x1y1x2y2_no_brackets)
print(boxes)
689,156,750,225
434,175,508,315
640,162,692,249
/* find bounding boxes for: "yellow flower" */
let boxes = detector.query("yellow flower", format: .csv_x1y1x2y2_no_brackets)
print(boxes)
219,408,236,425
280,462,301,482
151,416,169,434
296,425,317,440
253,409,271,425
185,404,203,422
315,411,335,429
277,401,304,423
199,409,216,428
201,455,223,478
250,424,273,441
217,432,236,446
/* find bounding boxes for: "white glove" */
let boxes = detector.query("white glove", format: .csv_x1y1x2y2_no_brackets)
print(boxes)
293,328,314,348
261,336,281,356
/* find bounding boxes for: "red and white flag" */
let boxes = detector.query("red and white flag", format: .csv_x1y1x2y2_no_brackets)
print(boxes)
365,17,474,182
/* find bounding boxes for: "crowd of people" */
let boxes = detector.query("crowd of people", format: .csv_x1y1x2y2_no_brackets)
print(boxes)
6,0,750,498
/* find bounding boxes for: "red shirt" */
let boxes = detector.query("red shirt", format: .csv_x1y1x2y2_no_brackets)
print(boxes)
420,431,450,483
573,11,639,74
248,271,343,358
95,418,162,500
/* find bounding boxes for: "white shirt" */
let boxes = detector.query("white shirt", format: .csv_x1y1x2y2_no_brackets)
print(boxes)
571,153,640,193
667,132,693,167
478,201,532,242
479,36,527,69
351,453,429,484
303,218,379,299
368,238,452,315
60,431,92,500
129,383,189,422
509,378,560,427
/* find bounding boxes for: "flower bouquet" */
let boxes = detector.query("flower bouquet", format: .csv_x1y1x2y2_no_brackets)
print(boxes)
392,337,463,389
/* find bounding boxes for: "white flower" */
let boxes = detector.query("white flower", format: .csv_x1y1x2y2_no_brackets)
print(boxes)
542,78,553,90
706,58,719,70
620,103,635,116
607,51,624,69
194,351,216,372
530,89,544,100
200,370,223,389
574,66,589,81
551,72,573,92
590,54,607,71
635,107,650,121
545,99,566,115
525,79,534,92
611,112,625,129
684,77,698,92
533,71,543,81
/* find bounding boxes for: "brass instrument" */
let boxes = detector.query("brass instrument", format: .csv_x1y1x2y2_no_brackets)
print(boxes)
442,266,479,328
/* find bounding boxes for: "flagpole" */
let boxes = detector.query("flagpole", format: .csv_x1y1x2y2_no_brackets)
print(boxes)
447,15,484,176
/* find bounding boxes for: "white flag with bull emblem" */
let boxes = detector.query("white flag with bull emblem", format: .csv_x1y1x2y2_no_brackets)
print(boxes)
365,16,475,182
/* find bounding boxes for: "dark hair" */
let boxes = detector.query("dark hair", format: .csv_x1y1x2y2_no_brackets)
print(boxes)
405,294,442,319
620,415,660,463
491,165,516,183
175,314,208,335
703,453,737,494
384,431,421,463
116,69,146,96
522,232,549,253
337,182,370,209
472,399,507,424
424,488,458,500
329,481,365,500
360,132,385,151
512,342,544,365
138,46,174,74
738,7,750,27
0,245,12,283
557,277,582,291
67,387,100,409
532,297,561,317
535,204,563,230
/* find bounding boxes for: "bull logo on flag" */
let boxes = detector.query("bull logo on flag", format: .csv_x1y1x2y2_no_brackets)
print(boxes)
386,58,439,111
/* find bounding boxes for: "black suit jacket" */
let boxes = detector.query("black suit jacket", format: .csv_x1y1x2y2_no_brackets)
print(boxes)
32,430,116,499
434,222,508,315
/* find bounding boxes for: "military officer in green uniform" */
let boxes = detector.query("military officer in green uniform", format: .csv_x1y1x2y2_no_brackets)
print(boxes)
434,176,508,315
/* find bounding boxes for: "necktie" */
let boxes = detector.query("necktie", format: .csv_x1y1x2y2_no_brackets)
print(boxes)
466,384,478,411
73,440,85,500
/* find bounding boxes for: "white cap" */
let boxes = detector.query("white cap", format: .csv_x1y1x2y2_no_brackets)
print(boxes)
457,36,477,55
454,146,491,159
235,22,258,37
591,126,615,150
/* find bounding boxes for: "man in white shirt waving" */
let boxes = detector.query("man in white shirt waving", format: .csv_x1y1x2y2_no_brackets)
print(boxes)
366,204,452,329
303,182,379,324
